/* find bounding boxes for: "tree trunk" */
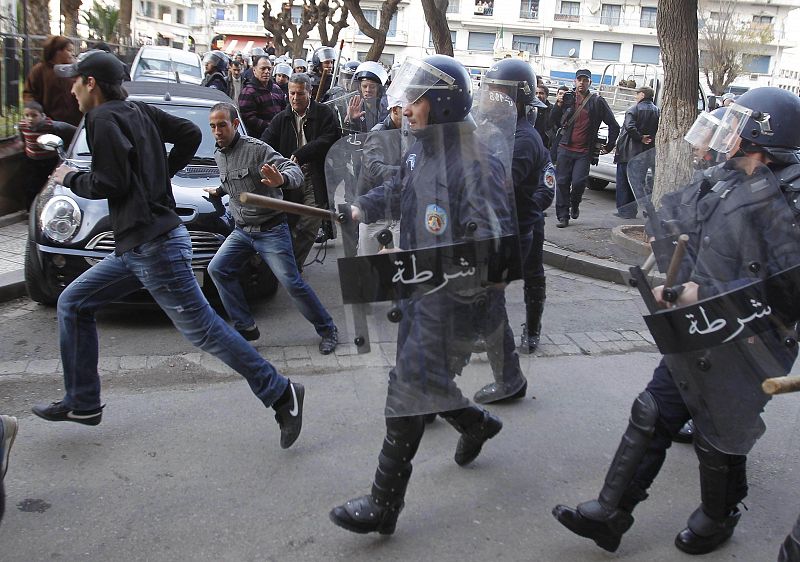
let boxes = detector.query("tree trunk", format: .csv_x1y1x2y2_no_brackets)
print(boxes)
343,0,400,61
421,0,453,56
25,0,51,37
654,0,699,206
119,0,133,45
61,0,82,37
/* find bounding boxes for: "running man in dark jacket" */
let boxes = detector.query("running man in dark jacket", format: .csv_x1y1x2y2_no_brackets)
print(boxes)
31,50,305,450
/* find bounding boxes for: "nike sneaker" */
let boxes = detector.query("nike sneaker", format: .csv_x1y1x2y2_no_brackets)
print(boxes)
32,401,103,426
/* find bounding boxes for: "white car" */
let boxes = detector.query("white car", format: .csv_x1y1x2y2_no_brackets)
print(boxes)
587,111,625,190
130,46,203,85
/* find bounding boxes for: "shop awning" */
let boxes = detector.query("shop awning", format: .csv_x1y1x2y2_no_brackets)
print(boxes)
221,35,263,55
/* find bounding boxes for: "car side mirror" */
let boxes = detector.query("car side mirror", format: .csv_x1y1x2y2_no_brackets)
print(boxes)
37,133,66,160
37,133,64,152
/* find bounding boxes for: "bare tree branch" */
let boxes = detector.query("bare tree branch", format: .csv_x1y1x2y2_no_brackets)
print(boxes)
421,0,453,56
343,0,401,61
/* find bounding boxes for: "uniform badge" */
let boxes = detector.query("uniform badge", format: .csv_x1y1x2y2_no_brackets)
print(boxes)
406,153,417,171
425,204,448,235
543,163,557,190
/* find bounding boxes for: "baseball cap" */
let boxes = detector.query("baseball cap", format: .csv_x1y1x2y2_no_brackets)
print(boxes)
54,50,126,84
575,69,592,79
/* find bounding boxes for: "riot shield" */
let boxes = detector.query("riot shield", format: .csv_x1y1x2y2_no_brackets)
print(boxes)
324,83,518,417
626,143,800,455
323,91,363,136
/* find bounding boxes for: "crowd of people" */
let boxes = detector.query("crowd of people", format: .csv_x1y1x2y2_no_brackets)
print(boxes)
5,35,800,561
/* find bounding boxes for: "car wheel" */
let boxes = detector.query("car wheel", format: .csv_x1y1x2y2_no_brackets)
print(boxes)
241,254,279,301
587,178,609,191
24,236,59,305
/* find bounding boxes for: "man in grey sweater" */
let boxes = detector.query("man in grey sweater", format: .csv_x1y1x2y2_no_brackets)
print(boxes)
205,102,339,354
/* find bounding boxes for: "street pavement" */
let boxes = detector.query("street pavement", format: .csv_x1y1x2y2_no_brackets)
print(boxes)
1,189,798,560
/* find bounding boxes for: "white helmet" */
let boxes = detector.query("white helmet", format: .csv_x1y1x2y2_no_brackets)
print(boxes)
354,61,389,86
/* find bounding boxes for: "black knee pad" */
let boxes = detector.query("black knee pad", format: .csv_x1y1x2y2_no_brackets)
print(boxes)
630,391,659,433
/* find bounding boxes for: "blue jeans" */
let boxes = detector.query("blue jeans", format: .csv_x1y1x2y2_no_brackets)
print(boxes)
57,225,288,410
208,222,335,336
555,147,591,221
615,161,638,217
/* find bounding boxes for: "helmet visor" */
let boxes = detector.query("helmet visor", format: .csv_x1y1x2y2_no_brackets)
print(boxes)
386,58,455,107
708,103,752,154
684,111,723,151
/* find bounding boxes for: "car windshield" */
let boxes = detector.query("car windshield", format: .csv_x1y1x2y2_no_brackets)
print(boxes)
71,103,235,163
135,58,201,80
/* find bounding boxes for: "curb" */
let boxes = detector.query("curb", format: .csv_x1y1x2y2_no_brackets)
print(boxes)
0,210,25,228
543,243,664,287
0,270,26,302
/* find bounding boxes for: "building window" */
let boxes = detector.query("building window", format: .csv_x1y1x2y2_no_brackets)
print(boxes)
358,9,398,37
446,0,461,13
247,4,258,22
429,30,457,48
600,4,621,25
237,4,243,21
176,8,184,24
592,41,621,61
512,34,540,55
468,31,495,51
743,54,770,74
640,6,656,28
158,4,170,21
291,6,302,25
552,38,580,57
559,1,580,16
139,0,154,17
214,8,224,21
631,44,660,64
474,1,494,16
753,15,773,25
356,52,395,67
520,0,539,19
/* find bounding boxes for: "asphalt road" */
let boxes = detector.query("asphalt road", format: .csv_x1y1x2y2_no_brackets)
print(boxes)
1,261,798,561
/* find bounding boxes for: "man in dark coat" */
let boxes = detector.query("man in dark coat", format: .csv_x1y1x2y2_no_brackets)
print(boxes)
238,56,286,138
613,86,660,218
262,72,340,269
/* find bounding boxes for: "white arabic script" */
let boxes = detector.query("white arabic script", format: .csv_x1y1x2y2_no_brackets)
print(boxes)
390,255,477,295
722,299,772,343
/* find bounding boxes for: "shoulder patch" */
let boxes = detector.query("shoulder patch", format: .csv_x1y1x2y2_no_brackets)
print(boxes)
425,204,448,235
543,163,557,190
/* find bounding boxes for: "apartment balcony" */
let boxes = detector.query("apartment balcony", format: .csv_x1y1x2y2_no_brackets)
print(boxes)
214,20,267,35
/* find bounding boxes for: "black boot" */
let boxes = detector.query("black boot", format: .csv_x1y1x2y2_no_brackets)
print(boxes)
553,391,658,552
330,416,423,535
778,513,800,562
443,407,502,466
674,435,747,555
520,279,546,354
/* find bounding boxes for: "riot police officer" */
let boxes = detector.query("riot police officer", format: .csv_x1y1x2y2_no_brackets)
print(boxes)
328,54,515,535
201,50,229,92
472,58,555,405
308,46,337,101
343,61,389,133
552,87,800,556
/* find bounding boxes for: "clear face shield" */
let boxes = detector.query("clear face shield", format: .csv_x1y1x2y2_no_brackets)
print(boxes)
385,58,456,108
707,103,754,154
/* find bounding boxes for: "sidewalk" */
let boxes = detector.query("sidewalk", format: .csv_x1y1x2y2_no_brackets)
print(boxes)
0,187,651,304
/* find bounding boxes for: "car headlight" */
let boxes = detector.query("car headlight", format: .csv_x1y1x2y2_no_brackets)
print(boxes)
41,195,82,243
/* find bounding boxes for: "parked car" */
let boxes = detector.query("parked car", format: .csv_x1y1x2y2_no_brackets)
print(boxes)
130,46,203,85
588,111,625,191
25,82,278,305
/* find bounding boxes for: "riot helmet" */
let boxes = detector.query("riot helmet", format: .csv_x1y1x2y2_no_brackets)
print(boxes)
250,47,266,65
684,107,728,169
293,58,307,72
386,54,473,124
202,50,228,74
354,61,389,86
273,62,293,78
483,58,545,109
311,46,336,73
723,87,800,163
338,60,360,90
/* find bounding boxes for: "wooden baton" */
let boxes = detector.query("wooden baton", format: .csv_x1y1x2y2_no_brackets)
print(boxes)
239,192,343,222
665,234,689,287
762,375,800,395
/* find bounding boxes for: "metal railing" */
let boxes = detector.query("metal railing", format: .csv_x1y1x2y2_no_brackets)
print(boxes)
1,33,137,141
